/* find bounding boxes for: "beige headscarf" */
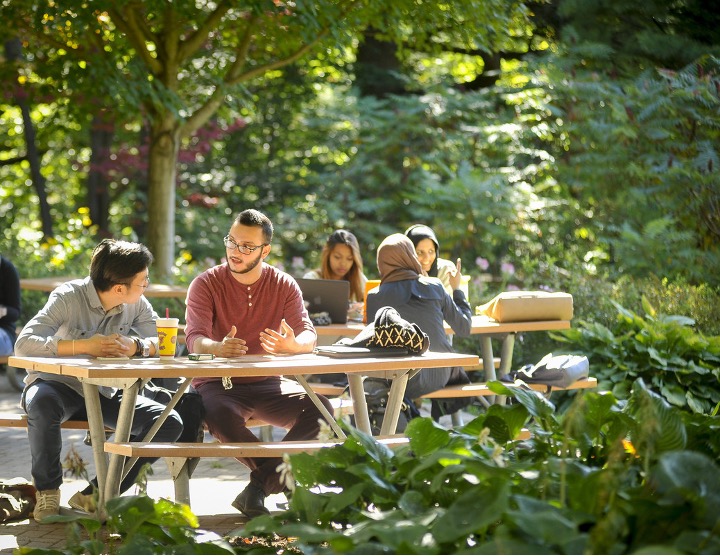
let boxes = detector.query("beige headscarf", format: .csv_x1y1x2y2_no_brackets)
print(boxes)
377,233,426,284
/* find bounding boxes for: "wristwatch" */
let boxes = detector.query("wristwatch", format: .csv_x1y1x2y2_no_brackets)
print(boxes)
133,337,150,358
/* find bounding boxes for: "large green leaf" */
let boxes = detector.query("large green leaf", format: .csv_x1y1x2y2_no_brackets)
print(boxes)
431,481,510,542
629,379,687,454
651,451,720,529
407,416,451,456
505,496,581,547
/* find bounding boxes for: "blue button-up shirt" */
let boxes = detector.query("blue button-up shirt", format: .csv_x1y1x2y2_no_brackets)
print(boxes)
15,277,159,397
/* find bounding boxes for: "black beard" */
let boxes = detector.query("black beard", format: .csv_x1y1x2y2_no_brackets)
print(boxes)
229,249,264,275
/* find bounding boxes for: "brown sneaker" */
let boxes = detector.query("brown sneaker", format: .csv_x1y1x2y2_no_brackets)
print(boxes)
33,489,61,522
68,491,97,513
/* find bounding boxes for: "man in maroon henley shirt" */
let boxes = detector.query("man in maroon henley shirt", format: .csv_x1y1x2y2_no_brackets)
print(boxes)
185,209,333,518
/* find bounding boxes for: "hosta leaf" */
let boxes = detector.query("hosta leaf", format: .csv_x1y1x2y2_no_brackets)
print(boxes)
431,481,510,542
660,383,687,407
505,501,579,546
407,416,450,456
496,382,557,421
652,452,720,529
348,513,429,548
325,482,366,515
398,490,427,516
629,379,687,453
648,347,668,366
686,391,710,414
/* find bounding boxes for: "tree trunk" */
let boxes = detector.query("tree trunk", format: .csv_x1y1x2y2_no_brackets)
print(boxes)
87,110,114,236
146,115,179,280
4,38,53,239
354,28,406,98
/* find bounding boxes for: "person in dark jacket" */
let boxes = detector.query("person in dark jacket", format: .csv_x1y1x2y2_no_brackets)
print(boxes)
365,234,474,428
0,254,21,356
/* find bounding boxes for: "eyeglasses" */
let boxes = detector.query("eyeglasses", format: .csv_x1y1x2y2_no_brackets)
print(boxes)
121,277,150,290
123,277,150,289
223,236,267,255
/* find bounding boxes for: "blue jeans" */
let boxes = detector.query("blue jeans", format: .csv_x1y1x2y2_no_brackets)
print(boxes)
0,328,13,356
22,379,184,492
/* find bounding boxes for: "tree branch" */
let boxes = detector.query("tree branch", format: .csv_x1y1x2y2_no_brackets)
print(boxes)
183,0,361,136
223,13,260,82
230,27,331,85
176,0,234,63
107,5,163,75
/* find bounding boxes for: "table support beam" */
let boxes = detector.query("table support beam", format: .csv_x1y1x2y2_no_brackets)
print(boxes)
295,374,346,439
103,381,140,505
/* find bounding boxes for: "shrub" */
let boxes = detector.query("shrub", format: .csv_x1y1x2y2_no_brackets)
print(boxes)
242,380,720,554
551,299,720,415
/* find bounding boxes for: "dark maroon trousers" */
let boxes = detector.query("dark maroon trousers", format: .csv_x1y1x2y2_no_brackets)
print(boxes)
196,376,333,495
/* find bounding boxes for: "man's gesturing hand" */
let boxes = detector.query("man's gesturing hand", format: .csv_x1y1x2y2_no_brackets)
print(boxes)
217,325,248,358
260,319,297,355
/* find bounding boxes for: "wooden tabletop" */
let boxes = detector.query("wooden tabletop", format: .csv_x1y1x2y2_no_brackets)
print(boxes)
314,315,571,337
9,351,480,381
20,277,188,299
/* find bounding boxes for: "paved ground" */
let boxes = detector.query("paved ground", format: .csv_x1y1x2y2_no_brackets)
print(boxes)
0,370,284,554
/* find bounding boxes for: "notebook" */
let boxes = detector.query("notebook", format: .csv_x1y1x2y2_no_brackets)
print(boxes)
296,278,350,324
314,345,409,358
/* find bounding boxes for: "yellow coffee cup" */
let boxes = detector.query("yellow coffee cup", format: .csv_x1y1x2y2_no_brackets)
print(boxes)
156,317,179,359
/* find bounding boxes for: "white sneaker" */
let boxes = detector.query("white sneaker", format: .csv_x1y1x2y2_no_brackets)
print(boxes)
68,491,97,513
33,489,61,522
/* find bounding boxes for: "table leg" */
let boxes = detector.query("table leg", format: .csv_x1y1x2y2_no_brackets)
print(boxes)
499,333,516,378
347,374,371,434
121,378,193,478
479,336,496,404
104,381,140,503
294,374,346,439
379,372,410,436
81,382,108,513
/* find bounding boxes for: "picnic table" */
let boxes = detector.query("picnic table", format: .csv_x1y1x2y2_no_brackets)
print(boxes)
9,351,479,514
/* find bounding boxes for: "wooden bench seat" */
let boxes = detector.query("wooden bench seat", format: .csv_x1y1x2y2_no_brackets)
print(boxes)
0,413,108,430
104,436,409,459
304,382,346,397
421,377,597,399
0,396,353,433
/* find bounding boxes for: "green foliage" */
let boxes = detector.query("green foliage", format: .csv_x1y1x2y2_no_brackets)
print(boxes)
557,0,720,73
539,54,720,287
2,1,719,339
551,300,720,415
18,495,235,555
242,380,720,554
566,274,720,337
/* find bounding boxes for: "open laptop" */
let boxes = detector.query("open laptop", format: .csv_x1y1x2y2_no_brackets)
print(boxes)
296,278,350,324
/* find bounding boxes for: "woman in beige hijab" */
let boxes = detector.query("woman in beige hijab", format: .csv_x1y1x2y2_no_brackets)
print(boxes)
365,234,473,428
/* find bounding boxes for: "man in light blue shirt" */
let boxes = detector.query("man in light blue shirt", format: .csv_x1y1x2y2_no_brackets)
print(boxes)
15,239,183,522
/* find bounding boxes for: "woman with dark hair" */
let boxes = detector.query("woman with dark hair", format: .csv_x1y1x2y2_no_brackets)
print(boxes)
304,229,368,303
404,224,461,295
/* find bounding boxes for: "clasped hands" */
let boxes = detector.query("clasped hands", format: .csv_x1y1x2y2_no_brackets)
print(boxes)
78,333,136,358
